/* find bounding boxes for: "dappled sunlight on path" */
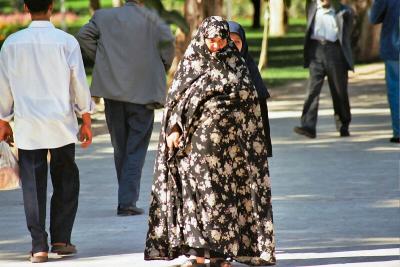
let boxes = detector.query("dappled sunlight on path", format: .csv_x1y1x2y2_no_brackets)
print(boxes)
0,63,398,267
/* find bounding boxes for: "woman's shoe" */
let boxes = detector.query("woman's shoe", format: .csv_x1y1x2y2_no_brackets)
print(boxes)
180,259,197,267
210,258,232,267
169,259,207,267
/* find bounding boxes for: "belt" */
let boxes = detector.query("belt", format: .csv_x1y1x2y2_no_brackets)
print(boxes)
313,39,338,45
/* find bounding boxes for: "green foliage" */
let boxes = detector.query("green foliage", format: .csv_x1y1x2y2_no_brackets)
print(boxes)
145,0,189,34
0,0,23,13
0,0,311,87
241,17,309,87
0,24,24,39
288,0,308,18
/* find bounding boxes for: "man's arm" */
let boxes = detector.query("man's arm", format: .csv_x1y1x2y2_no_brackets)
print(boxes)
156,19,175,71
0,47,14,144
68,40,94,148
370,0,387,24
77,13,100,64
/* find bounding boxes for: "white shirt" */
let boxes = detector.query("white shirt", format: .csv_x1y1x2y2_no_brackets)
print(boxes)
0,21,93,150
311,1,339,42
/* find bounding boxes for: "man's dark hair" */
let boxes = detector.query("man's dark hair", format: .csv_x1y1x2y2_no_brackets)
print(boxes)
24,0,53,13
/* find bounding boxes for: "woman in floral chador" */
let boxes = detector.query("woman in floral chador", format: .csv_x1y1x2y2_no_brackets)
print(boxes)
144,16,276,266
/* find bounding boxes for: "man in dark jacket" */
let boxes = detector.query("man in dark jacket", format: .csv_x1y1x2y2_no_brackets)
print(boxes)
294,0,354,138
370,0,399,143
77,0,175,216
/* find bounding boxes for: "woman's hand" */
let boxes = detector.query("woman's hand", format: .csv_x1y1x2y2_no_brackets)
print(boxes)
166,125,181,151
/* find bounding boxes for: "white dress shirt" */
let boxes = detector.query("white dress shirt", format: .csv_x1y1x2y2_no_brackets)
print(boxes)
0,21,93,150
311,1,339,42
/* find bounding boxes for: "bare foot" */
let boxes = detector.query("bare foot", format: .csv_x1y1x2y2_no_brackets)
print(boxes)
196,256,205,264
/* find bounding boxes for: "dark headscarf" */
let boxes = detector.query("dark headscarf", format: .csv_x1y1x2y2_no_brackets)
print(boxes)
166,17,252,110
228,21,270,99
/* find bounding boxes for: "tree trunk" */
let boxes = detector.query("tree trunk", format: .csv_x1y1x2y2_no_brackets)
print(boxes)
252,0,261,29
346,0,380,62
226,0,233,20
60,0,67,31
269,0,287,36
89,0,101,14
202,0,224,18
89,0,101,104
168,0,224,83
356,12,381,61
258,2,270,69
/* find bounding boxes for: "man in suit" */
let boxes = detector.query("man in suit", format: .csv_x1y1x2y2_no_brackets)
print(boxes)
77,0,175,216
294,0,354,138
370,0,399,143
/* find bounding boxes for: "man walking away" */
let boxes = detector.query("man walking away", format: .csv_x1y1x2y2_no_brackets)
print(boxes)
77,0,175,216
0,0,93,262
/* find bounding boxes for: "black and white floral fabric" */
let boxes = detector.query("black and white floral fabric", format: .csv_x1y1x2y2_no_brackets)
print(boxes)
144,16,276,266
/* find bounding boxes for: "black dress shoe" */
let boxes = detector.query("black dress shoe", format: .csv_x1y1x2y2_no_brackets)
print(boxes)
340,127,350,137
293,126,316,138
390,137,400,143
117,205,144,216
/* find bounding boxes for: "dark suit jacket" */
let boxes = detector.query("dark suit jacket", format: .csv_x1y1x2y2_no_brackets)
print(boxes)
304,1,354,70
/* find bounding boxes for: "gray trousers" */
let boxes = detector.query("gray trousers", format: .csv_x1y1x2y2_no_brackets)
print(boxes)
301,41,351,133
104,99,154,208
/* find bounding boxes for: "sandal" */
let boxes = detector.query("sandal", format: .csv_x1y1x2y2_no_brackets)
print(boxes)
169,259,207,267
185,259,208,267
210,258,232,267
29,252,48,263
181,259,197,267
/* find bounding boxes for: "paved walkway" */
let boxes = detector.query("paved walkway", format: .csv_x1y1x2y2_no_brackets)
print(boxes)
0,63,399,266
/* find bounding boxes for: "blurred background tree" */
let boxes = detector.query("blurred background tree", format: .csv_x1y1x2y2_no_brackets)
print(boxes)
344,0,381,61
0,0,382,87
89,0,100,13
251,0,261,28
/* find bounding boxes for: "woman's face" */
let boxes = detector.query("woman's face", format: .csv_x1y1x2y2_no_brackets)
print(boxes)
229,33,243,52
205,37,228,53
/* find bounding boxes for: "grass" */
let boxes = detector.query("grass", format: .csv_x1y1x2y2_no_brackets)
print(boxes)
238,17,309,87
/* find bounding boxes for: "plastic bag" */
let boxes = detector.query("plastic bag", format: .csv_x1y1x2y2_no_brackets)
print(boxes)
0,141,20,190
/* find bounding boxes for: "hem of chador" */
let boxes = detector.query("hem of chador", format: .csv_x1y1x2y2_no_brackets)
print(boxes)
144,256,276,266
144,250,277,266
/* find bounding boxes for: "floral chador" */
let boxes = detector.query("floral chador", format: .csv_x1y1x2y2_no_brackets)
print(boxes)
144,16,276,266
